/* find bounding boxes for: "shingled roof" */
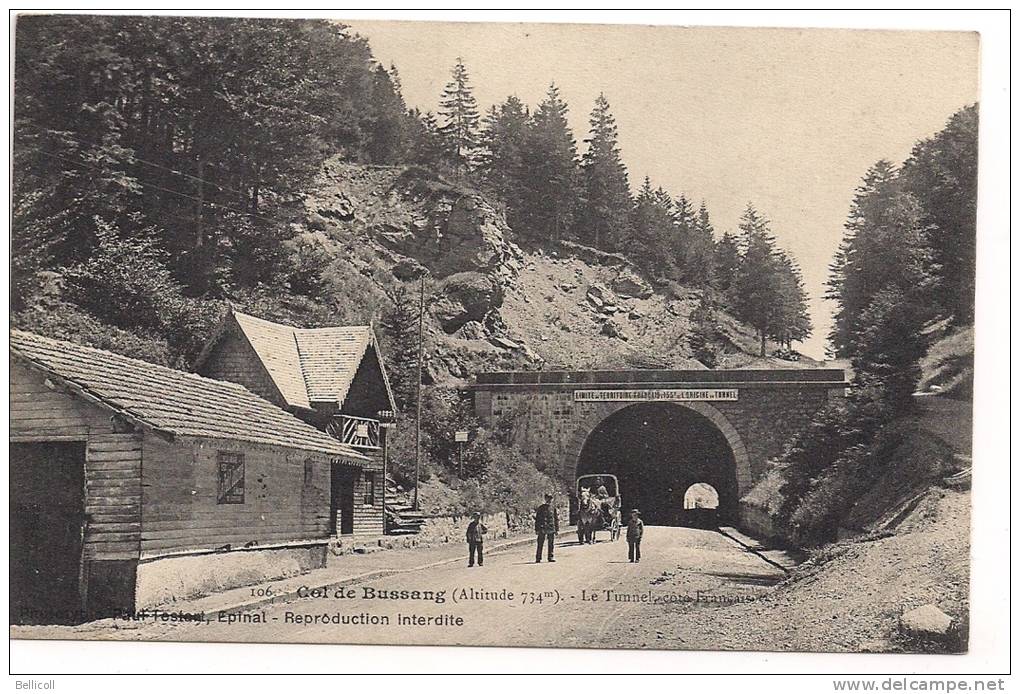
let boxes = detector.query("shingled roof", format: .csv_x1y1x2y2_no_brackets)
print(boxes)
10,329,368,461
196,310,396,413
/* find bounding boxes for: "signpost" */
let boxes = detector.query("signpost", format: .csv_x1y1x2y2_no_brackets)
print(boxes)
455,430,469,475
414,276,424,511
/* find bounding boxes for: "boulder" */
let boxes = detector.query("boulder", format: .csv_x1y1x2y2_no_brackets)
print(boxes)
612,270,654,299
490,335,522,350
586,282,616,308
601,318,629,341
560,239,633,268
431,272,504,333
392,258,427,280
318,191,355,221
454,321,487,341
900,604,953,639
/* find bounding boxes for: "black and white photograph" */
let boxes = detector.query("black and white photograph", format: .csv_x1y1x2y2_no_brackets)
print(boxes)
6,9,1009,679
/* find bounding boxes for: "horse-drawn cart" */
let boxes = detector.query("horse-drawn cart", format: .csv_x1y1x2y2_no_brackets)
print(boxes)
572,474,622,543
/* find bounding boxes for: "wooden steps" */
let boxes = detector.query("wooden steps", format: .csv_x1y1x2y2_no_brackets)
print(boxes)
384,476,425,535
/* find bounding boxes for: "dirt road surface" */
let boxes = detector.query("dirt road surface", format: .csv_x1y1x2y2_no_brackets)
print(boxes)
12,526,785,649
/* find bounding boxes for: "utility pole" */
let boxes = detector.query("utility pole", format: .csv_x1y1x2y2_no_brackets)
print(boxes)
454,430,469,476
413,275,425,511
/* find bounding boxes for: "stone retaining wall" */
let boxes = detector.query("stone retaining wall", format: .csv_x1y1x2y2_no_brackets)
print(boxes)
138,544,326,609
416,511,512,544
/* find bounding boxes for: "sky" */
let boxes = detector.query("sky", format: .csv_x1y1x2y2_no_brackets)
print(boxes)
345,20,980,360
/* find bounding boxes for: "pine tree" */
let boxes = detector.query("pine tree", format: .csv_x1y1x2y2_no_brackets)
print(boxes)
379,284,421,413
670,194,692,265
630,177,676,273
731,204,783,357
406,109,445,170
678,201,716,287
688,291,721,368
366,64,408,165
826,160,937,403
770,250,812,351
437,58,480,173
712,231,741,293
518,83,579,241
826,161,931,358
899,105,978,324
576,93,632,250
478,95,529,225
652,186,674,213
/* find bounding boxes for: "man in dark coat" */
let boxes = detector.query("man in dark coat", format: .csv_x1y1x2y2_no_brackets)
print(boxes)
535,493,558,563
466,512,487,567
626,509,644,563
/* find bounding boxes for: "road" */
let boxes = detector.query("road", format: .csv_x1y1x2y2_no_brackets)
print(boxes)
13,526,786,649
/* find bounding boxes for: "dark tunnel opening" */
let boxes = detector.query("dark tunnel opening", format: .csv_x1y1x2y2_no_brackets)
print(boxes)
575,403,739,527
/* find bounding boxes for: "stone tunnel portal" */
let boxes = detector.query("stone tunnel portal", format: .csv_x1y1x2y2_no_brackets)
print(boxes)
575,402,739,526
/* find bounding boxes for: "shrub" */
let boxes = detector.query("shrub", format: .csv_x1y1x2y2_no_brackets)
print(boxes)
63,219,184,332
383,387,564,519
13,300,175,366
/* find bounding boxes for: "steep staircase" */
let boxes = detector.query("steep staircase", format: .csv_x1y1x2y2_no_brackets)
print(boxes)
384,476,426,535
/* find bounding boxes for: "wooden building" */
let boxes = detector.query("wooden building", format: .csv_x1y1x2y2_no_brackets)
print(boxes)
194,310,397,537
10,329,370,622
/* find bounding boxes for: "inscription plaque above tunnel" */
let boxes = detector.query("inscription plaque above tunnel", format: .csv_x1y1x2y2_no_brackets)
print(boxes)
573,388,739,402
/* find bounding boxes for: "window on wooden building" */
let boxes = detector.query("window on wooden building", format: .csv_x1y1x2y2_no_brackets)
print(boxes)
364,472,376,506
217,452,245,504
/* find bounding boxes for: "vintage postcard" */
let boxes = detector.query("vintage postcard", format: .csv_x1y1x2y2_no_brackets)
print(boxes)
9,13,984,660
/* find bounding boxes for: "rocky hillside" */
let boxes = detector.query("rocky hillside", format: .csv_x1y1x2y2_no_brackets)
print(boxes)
302,159,811,383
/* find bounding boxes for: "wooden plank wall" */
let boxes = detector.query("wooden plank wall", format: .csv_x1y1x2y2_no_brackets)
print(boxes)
350,454,385,536
140,437,333,555
10,362,143,561
198,329,285,408
85,434,143,560
11,362,111,440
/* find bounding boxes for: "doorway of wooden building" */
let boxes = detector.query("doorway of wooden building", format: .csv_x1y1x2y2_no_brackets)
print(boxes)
10,441,87,625
330,464,357,536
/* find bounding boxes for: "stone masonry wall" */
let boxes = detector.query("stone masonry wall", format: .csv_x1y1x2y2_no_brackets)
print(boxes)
473,385,835,498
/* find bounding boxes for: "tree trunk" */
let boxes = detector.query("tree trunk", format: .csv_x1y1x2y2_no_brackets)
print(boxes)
194,157,205,248
251,163,261,214
759,330,766,357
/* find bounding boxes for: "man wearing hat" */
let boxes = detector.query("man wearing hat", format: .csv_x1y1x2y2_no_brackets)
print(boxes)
465,512,487,567
534,493,559,563
626,509,644,563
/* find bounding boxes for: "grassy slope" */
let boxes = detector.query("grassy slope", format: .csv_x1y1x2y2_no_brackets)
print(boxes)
732,324,975,651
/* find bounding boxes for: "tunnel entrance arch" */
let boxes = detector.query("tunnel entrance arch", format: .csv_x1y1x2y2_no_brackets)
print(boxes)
683,482,721,529
684,483,720,509
573,402,748,526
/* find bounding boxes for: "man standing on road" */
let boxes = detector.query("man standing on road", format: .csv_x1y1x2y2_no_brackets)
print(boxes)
535,493,558,563
466,512,487,567
626,509,644,563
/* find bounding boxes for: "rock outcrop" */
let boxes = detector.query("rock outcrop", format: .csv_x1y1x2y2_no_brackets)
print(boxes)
612,269,654,299
301,158,809,381
431,272,504,333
